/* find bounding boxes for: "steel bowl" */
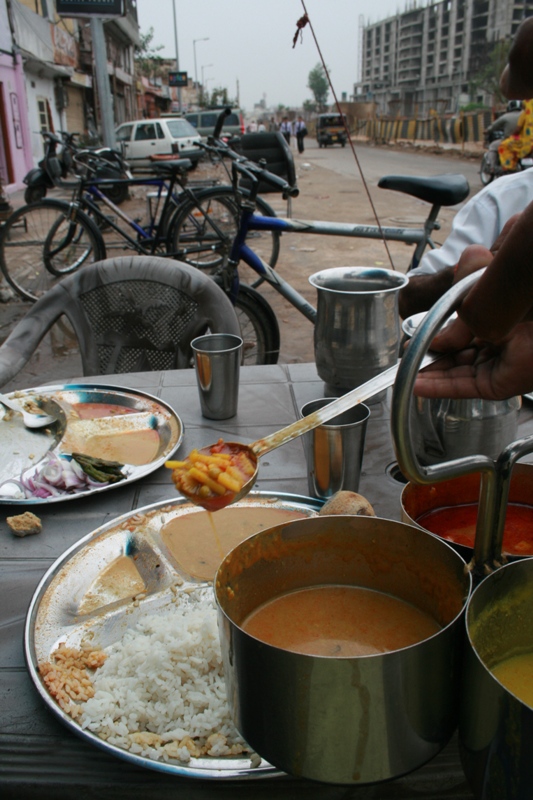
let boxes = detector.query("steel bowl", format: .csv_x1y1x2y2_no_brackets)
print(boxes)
401,464,533,561
215,515,471,785
460,558,533,799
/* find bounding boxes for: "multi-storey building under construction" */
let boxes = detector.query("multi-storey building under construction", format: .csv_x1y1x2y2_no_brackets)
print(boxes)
356,0,533,117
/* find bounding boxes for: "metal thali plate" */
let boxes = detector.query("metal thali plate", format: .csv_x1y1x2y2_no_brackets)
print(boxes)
0,384,183,504
24,492,322,780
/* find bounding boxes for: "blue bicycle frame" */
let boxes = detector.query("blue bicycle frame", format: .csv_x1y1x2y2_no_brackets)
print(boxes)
226,205,434,324
82,176,180,248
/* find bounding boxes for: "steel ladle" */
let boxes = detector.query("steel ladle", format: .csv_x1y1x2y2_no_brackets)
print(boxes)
178,352,439,511
0,392,57,429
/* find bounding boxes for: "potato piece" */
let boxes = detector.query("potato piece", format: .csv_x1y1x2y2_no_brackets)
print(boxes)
318,491,376,517
6,511,42,537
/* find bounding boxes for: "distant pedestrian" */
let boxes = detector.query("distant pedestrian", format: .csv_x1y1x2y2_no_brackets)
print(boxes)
293,115,307,153
247,120,258,133
258,121,266,132
279,116,292,145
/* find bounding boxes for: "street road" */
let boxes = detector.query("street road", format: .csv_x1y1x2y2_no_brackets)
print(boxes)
301,137,482,190
0,138,487,385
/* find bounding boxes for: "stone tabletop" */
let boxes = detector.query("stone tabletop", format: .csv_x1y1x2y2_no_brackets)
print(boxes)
2,362,532,798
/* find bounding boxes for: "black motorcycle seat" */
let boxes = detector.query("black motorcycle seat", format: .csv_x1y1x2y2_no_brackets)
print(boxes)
150,159,192,176
377,173,470,206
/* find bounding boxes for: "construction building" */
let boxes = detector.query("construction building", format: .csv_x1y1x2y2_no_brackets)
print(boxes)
355,0,533,117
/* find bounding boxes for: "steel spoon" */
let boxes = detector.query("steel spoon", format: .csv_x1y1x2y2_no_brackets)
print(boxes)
176,353,440,511
0,392,58,429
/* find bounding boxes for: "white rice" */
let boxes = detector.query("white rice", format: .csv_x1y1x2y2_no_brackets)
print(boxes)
79,586,248,763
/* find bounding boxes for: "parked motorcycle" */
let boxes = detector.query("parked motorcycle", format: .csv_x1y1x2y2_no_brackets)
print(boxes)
23,131,132,205
479,129,533,185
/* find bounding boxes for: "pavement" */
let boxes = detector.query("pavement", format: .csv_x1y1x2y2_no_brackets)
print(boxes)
0,139,477,393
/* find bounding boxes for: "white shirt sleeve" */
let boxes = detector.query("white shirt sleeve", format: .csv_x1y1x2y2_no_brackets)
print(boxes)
410,170,533,276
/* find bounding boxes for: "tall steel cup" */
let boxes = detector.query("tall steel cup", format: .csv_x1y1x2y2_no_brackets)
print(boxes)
300,398,370,499
191,333,243,420
309,267,408,399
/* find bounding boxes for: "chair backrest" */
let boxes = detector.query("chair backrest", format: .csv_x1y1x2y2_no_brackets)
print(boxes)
232,132,297,195
0,256,241,386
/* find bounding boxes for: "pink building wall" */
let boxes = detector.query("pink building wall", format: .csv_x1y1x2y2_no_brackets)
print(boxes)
0,49,33,193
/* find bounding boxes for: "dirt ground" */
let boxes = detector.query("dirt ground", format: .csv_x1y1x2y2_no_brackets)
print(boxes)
0,145,465,391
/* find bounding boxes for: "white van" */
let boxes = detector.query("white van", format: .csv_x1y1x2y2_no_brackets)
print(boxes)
115,118,203,170
184,109,245,141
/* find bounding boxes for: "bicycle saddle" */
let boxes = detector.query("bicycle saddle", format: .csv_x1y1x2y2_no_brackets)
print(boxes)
150,159,192,176
378,174,470,206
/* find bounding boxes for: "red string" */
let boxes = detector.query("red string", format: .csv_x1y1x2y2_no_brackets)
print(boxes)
292,13,309,48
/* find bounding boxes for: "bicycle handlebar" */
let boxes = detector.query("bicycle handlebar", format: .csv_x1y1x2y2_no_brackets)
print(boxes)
231,159,299,197
213,107,231,140
200,117,299,199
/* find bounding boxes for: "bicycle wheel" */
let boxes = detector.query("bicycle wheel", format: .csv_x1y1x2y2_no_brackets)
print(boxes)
166,187,280,280
233,283,280,365
0,200,106,302
480,153,495,186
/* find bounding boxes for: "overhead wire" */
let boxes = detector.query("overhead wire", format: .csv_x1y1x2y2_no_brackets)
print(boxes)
294,3,396,270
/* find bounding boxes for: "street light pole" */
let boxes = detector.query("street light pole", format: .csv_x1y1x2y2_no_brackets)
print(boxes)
201,63,213,107
172,0,182,111
193,37,209,107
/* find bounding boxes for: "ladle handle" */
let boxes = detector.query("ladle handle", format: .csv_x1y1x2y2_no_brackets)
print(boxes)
251,353,440,459
390,268,523,572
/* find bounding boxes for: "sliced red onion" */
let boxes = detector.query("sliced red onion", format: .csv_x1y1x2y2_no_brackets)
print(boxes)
11,452,113,499
0,479,28,499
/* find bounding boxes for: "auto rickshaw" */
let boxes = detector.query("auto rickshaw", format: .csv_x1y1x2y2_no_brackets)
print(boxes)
316,113,347,147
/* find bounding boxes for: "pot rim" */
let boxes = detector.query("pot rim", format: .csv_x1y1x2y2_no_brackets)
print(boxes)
309,266,408,293
465,558,533,704
215,514,472,661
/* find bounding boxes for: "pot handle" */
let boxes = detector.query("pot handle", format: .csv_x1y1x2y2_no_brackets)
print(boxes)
391,270,508,573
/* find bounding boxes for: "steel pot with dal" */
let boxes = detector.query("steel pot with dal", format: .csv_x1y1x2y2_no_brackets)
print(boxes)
401,463,533,562
391,271,533,799
215,514,470,785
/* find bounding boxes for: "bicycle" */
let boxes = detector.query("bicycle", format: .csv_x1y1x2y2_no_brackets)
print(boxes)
0,158,280,303
170,110,471,364
23,131,132,206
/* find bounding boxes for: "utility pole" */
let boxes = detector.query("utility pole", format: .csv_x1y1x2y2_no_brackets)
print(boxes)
91,18,116,148
172,0,182,112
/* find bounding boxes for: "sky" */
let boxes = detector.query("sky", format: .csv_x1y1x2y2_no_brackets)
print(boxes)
136,0,409,113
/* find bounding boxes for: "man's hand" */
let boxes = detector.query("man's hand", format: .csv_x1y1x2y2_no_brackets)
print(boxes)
414,321,533,400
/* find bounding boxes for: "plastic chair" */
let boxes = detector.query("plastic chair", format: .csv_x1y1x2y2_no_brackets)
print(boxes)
0,255,241,388
232,131,297,215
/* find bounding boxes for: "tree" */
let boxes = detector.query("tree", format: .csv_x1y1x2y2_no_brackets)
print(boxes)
469,40,512,106
135,28,165,79
307,63,329,111
210,87,231,108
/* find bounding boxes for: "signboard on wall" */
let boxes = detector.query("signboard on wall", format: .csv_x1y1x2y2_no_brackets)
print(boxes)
168,71,188,88
56,0,124,17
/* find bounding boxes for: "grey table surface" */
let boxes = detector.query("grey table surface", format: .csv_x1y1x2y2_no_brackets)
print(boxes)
2,362,533,800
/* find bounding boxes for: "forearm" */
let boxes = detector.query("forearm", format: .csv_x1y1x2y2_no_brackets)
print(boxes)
398,268,455,319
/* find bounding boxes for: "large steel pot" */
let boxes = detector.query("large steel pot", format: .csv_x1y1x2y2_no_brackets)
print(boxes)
460,559,533,800
400,463,533,561
215,515,471,785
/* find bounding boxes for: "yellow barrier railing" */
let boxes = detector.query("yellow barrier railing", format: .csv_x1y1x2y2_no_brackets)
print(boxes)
358,110,492,145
